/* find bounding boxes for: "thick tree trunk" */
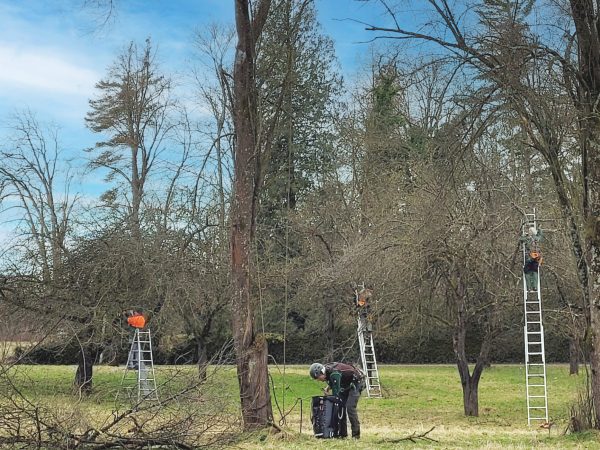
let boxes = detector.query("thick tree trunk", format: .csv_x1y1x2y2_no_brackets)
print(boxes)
231,0,273,430
569,0,600,427
231,211,272,427
74,346,94,394
588,196,600,424
587,123,600,425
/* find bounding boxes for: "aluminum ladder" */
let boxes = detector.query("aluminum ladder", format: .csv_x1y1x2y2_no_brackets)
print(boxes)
522,212,548,425
357,316,382,398
119,328,159,403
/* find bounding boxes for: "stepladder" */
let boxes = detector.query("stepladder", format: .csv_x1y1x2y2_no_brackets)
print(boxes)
357,313,382,398
522,212,548,425
118,328,159,404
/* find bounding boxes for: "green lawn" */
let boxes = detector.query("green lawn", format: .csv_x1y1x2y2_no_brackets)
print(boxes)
3,364,599,449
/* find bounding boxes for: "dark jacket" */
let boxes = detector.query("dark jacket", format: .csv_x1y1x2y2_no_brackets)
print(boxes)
325,362,363,396
523,257,539,274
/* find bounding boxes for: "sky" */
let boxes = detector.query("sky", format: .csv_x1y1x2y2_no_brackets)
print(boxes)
0,0,398,245
0,0,392,147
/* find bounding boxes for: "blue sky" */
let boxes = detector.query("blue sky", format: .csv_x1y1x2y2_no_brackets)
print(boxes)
0,0,392,146
0,0,398,243
0,1,399,245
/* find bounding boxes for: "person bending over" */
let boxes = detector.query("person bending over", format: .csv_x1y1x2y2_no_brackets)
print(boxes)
309,361,364,439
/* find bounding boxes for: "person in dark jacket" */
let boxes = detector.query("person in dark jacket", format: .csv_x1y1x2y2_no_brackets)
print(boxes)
520,224,544,252
309,361,364,439
524,250,542,292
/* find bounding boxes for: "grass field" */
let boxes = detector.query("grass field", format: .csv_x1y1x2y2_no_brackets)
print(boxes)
4,363,600,449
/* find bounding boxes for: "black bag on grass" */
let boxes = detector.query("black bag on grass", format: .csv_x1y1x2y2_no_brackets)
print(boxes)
311,395,347,438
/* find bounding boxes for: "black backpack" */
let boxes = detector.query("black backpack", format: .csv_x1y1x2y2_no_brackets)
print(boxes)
310,395,347,438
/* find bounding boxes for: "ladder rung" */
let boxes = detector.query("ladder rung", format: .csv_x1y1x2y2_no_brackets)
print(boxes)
528,352,544,355
528,384,546,387
528,395,546,398
527,331,542,334
528,363,545,366
528,406,547,409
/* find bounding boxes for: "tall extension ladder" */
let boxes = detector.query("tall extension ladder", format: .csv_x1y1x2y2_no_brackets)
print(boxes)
522,212,548,425
357,316,382,398
119,328,159,404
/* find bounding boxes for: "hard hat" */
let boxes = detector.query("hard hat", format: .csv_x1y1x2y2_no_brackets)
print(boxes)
530,251,540,259
309,363,325,379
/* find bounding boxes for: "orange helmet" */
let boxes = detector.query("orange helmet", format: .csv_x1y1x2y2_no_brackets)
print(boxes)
529,251,540,259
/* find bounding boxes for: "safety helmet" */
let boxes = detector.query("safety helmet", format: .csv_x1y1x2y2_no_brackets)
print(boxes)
530,251,540,259
309,362,325,379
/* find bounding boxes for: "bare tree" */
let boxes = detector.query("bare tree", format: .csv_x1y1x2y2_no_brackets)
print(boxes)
86,38,173,241
360,0,600,419
0,112,77,283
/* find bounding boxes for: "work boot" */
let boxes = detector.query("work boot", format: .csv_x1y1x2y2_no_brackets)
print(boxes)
352,432,360,439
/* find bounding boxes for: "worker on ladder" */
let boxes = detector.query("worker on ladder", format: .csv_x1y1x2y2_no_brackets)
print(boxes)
520,224,544,293
125,310,147,370
524,250,543,292
126,310,146,328
520,223,544,252
355,286,373,332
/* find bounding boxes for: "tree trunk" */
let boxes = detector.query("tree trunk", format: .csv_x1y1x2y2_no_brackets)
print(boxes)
74,346,94,394
569,337,579,375
230,0,273,430
325,293,335,360
461,373,479,416
454,324,481,416
568,0,600,427
587,129,600,425
590,314,600,427
130,143,142,242
451,282,492,417
197,338,208,382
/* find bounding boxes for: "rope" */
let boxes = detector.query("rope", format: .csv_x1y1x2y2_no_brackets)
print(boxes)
281,13,296,420
255,251,266,335
268,361,308,433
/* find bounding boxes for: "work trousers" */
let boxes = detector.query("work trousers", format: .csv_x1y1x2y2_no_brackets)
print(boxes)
524,271,538,291
339,381,363,437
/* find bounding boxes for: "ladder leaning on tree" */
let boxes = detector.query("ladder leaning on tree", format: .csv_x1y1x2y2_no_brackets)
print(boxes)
354,285,382,398
521,211,548,425
357,317,382,398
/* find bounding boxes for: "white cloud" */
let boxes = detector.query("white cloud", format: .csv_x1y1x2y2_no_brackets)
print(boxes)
0,42,99,97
